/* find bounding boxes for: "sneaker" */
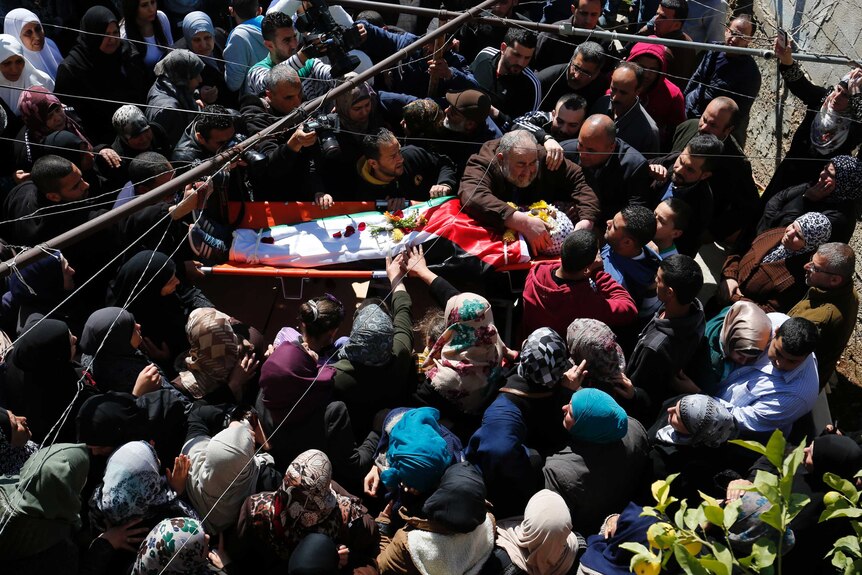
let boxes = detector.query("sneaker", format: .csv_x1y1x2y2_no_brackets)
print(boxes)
188,223,229,263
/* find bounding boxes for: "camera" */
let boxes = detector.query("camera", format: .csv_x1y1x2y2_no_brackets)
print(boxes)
294,0,363,78
223,133,267,172
304,113,342,160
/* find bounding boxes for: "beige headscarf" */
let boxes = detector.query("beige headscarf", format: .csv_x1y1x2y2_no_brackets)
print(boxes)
186,421,266,533
496,490,581,575
720,301,773,360
179,308,247,399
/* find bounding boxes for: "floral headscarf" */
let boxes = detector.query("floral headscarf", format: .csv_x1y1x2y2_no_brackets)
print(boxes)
422,293,506,414
762,212,832,264
247,449,362,559
132,517,210,575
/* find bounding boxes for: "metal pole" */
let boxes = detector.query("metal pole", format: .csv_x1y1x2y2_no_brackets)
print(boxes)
333,0,857,65
0,0,500,278
774,0,784,169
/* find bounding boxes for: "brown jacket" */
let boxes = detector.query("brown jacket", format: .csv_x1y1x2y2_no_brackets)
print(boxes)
458,138,601,231
721,227,809,314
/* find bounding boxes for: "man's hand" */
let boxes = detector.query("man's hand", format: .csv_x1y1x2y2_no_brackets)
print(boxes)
427,58,453,81
14,170,30,183
184,260,205,280
386,197,407,212
543,139,564,171
574,218,593,231
132,364,162,397
315,193,334,209
200,85,219,104
649,164,668,182
429,184,451,198
287,126,317,152
510,211,551,254
357,22,367,43
170,180,211,220
98,147,123,169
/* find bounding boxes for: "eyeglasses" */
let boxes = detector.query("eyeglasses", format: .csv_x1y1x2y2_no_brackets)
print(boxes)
806,262,842,276
569,63,594,79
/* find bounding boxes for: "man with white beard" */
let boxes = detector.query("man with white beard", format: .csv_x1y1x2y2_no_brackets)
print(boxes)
459,130,600,253
438,89,502,173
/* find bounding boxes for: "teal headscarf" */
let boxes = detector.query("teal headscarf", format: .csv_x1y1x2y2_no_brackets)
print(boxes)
380,407,452,494
568,389,628,443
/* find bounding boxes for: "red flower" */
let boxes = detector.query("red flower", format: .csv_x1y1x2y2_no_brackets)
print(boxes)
332,231,342,238
344,225,356,237
261,236,275,244
357,222,366,231
393,210,404,219
402,227,413,233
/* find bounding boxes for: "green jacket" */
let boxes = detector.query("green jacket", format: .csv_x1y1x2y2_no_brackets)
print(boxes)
789,284,859,385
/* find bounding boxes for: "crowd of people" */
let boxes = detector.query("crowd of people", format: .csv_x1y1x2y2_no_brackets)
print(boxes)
0,0,860,574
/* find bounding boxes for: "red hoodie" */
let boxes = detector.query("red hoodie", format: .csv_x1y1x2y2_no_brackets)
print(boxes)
626,42,686,145
522,263,638,338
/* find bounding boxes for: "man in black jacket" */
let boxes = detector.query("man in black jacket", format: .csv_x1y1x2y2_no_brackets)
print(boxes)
562,114,652,223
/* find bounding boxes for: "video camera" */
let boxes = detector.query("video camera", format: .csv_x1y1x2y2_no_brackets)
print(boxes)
303,112,342,160
294,0,363,78
223,133,267,172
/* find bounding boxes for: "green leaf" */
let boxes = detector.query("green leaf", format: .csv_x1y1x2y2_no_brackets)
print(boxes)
674,499,689,530
699,491,721,507
758,504,784,532
750,537,778,569
619,542,651,557
764,430,786,469
786,493,810,523
824,472,861,505
781,439,806,481
673,544,710,575
711,542,735,571
684,507,702,531
698,558,730,575
640,506,660,519
831,535,862,558
753,469,779,502
819,506,862,522
730,438,768,457
702,504,724,527
723,498,740,530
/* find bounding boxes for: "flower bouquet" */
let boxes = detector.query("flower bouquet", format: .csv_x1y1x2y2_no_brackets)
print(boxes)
368,209,429,243
502,200,573,256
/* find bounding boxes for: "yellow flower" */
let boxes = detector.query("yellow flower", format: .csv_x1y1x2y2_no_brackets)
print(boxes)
391,229,404,242
502,230,517,244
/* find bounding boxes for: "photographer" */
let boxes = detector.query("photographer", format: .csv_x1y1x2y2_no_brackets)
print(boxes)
239,63,329,205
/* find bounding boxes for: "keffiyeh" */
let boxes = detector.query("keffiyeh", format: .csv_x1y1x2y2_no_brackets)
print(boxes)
762,212,832,264
422,293,506,414
132,517,210,575
517,327,568,389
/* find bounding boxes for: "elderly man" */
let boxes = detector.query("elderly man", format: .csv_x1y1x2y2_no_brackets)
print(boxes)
537,41,609,111
671,97,758,243
589,62,660,156
561,114,651,222
790,243,859,387
684,15,762,145
459,130,600,252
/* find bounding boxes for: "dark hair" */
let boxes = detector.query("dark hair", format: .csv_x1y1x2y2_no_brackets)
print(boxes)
776,317,819,357
734,13,758,36
615,61,644,88
231,0,260,21
575,41,605,67
685,133,723,172
619,205,656,247
195,105,234,139
262,11,293,42
299,294,345,337
659,254,703,304
32,154,75,196
661,197,692,232
660,0,688,21
416,307,446,347
557,93,588,113
361,128,398,161
121,0,168,48
357,11,386,26
560,229,598,273
129,152,171,189
503,28,537,49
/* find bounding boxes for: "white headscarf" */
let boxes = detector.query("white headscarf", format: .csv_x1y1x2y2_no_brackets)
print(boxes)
3,10,63,80
0,33,53,115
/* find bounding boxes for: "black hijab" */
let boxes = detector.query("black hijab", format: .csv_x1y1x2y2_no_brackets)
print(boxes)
810,435,862,492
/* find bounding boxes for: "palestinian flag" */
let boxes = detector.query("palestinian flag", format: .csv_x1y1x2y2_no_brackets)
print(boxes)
229,197,530,274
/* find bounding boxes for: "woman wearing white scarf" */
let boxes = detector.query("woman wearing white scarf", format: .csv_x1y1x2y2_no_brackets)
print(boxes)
0,33,53,116
3,9,63,80
496,490,582,575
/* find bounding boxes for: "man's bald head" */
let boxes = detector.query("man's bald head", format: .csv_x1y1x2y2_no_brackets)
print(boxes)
576,114,617,168
698,96,739,140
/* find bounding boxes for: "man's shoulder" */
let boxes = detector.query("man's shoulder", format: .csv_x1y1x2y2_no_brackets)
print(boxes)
473,47,500,65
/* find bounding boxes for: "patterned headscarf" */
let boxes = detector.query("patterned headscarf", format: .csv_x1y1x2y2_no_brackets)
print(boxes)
112,105,151,140
567,388,628,443
422,293,506,414
809,71,859,155
247,449,358,559
496,490,581,575
402,98,443,137
18,85,88,145
179,308,245,399
339,303,393,366
333,72,378,133
132,517,210,575
830,155,862,201
655,394,738,447
565,318,626,393
762,212,832,264
90,441,183,528
517,328,568,389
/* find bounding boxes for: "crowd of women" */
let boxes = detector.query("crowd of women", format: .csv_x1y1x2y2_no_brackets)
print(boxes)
0,1,859,575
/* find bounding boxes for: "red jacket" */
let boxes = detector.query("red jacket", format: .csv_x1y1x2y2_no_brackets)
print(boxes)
626,42,686,147
522,264,638,338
